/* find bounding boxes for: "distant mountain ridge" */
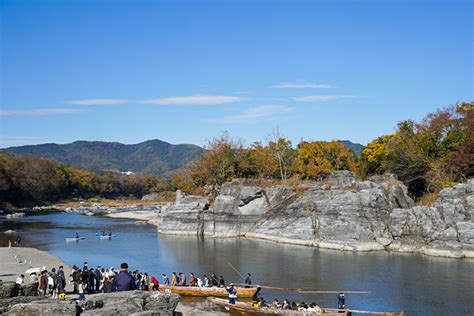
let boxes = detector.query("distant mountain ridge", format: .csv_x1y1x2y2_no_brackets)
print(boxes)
2,139,204,176
339,140,364,157
2,139,364,176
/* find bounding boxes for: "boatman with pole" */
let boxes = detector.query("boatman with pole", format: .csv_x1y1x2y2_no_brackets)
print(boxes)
337,292,346,309
226,283,238,304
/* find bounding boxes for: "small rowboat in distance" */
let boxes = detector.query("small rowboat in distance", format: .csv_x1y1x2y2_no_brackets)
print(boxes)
159,285,259,298
99,235,115,239
208,297,404,316
65,237,85,242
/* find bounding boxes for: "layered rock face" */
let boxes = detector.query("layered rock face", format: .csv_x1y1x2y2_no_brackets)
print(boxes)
157,171,474,258
1,290,179,315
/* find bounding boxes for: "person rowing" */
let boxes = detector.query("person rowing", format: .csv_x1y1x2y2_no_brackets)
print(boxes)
226,283,237,304
75,232,80,239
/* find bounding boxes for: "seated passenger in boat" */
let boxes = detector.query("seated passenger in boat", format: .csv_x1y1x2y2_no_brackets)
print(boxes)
299,302,308,311
161,273,170,285
171,272,178,286
189,273,197,286
218,276,225,287
202,274,209,287
291,301,298,310
210,273,219,287
257,297,267,307
272,298,281,309
307,302,322,313
282,299,291,310
178,272,187,286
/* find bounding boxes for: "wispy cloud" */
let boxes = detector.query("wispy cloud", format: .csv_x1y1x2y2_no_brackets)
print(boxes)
272,82,332,89
142,95,248,105
0,108,84,116
204,105,292,124
293,95,355,102
64,99,129,105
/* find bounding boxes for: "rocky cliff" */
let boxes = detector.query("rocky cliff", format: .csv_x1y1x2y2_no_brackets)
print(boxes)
157,171,474,258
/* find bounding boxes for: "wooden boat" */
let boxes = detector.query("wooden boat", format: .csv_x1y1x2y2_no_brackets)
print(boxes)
159,284,259,298
65,237,85,242
207,297,347,315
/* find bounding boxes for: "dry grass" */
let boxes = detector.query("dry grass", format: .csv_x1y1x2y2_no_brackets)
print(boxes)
416,192,439,206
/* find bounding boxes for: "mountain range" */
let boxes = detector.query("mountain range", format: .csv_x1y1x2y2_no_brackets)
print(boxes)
2,139,364,176
2,139,204,176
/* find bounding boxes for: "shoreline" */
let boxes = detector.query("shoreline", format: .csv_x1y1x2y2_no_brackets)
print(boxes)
0,246,71,284
106,211,474,259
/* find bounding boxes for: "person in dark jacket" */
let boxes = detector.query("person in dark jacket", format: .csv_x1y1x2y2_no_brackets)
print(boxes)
94,266,101,291
337,292,345,309
103,277,114,293
245,273,252,287
218,276,225,288
113,262,136,291
210,273,218,287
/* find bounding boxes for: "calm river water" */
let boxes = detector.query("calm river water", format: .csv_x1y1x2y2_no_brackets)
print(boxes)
1,212,473,315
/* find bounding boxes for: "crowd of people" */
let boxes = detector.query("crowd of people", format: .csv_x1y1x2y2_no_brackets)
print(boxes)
15,261,346,312
14,261,252,302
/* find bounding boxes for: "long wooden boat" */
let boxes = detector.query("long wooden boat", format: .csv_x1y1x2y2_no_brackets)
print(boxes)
207,297,348,315
158,284,259,298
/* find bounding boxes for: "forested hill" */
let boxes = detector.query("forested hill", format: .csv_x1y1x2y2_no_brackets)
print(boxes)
2,139,204,176
339,140,364,157
2,139,363,176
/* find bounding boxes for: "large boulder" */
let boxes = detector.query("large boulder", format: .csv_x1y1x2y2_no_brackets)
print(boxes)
0,282,18,299
157,172,474,258
4,291,179,316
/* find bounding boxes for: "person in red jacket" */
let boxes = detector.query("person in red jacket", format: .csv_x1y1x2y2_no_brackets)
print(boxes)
150,276,159,291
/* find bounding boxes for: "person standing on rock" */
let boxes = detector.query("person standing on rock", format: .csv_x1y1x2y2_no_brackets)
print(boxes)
94,266,101,292
78,281,85,301
57,266,66,294
113,262,136,291
15,274,25,296
38,270,48,296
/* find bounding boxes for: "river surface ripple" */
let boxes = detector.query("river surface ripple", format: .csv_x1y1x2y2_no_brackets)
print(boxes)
1,212,473,315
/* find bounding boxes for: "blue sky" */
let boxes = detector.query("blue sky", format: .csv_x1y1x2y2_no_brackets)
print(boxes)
0,0,472,148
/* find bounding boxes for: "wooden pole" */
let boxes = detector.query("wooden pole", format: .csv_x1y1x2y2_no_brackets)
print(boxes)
227,262,246,280
299,290,371,294
232,282,370,294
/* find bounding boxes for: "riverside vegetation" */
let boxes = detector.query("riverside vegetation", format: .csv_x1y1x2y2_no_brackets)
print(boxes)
1,102,472,211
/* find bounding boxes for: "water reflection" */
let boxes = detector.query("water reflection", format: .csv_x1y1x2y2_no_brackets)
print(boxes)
1,213,472,315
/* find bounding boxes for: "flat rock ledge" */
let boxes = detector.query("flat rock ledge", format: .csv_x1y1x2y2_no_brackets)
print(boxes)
156,171,474,259
1,291,180,316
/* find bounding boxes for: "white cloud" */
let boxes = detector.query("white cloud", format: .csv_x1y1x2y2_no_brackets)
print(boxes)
272,82,332,89
142,95,248,105
293,95,355,102
204,105,292,124
64,99,129,105
0,108,85,116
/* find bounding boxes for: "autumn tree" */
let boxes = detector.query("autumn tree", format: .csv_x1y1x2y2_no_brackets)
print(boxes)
294,141,356,180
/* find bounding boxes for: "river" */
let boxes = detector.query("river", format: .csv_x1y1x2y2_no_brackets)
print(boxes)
1,212,473,315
